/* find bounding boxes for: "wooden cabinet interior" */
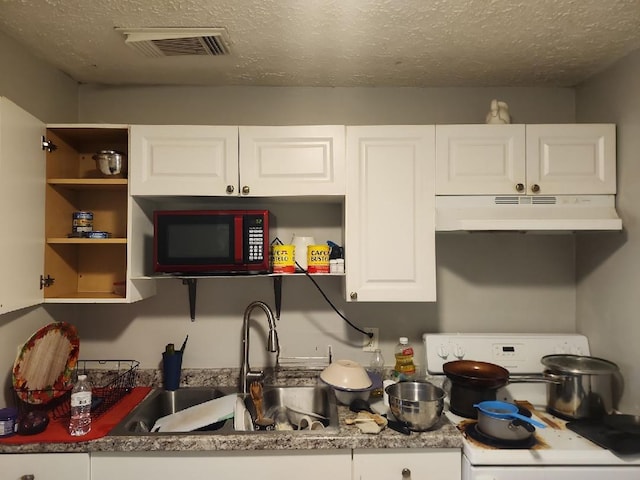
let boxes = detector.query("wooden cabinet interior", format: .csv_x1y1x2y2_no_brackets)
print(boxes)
44,126,129,300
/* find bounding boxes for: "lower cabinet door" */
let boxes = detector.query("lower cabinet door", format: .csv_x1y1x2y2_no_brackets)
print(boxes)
5,453,90,480
352,448,461,480
91,450,352,480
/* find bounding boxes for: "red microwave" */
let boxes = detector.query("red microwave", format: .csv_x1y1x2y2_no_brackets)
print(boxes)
153,210,270,274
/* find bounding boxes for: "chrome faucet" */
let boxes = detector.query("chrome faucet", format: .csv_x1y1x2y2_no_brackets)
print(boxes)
239,301,279,394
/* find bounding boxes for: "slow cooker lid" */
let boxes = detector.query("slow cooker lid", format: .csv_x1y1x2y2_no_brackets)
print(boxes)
541,354,619,374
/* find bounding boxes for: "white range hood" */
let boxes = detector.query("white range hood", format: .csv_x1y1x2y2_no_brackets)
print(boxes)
436,195,622,232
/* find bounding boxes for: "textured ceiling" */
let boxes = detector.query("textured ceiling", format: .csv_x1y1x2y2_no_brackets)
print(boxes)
1,0,640,87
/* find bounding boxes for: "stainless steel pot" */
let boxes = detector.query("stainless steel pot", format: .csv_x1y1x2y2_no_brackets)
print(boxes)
92,150,126,176
541,354,621,420
476,409,535,441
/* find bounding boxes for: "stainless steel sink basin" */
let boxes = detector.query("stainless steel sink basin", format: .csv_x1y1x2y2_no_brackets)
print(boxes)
110,386,237,435
242,386,339,433
109,386,339,435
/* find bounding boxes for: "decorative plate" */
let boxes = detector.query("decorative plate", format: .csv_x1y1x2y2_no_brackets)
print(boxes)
12,322,80,404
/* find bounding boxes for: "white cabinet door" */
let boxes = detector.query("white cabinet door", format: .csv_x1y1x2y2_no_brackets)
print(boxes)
526,124,616,195
0,97,45,314
130,125,239,196
239,125,345,196
91,450,351,480
5,453,90,480
352,449,461,480
345,126,436,302
435,124,526,195
436,123,616,196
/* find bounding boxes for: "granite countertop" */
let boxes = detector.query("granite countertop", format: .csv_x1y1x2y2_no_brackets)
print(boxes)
0,368,463,454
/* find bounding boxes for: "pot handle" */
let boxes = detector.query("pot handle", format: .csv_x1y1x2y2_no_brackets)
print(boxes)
509,374,564,384
510,418,535,433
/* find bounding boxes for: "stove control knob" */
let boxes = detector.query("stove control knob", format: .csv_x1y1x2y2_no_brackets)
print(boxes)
454,345,465,359
437,345,449,359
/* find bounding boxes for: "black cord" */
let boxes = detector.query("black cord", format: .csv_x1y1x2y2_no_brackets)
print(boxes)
296,260,373,339
271,237,372,340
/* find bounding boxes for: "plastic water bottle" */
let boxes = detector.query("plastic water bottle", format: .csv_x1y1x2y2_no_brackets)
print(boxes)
368,349,385,398
393,337,416,381
69,374,92,436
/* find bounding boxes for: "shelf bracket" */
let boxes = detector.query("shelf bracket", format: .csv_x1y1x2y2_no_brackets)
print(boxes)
183,278,197,321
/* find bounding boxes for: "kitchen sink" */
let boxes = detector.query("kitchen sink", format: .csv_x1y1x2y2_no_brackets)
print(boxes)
241,386,339,433
110,386,238,435
109,386,339,435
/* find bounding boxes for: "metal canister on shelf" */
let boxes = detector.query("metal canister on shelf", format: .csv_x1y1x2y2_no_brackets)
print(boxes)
72,211,93,234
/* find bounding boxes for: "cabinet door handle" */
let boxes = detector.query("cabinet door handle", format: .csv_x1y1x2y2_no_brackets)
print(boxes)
226,185,235,194
531,183,540,193
515,183,525,193
242,185,250,195
401,467,411,479
350,292,358,300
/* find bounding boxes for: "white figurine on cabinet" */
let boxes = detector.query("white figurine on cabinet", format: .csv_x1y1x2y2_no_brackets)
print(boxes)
485,99,511,124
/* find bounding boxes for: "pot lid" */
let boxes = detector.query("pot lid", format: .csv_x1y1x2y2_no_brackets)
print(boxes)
541,354,619,374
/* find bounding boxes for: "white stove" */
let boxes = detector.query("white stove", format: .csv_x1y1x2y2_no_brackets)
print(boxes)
423,333,640,480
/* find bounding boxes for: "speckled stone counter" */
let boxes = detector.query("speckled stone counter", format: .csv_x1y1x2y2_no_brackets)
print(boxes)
0,368,462,454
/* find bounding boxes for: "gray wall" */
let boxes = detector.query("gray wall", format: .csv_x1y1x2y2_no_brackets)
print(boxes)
0,30,77,122
576,49,640,413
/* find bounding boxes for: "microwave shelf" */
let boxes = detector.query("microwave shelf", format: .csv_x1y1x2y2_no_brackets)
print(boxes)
147,272,345,279
141,272,345,321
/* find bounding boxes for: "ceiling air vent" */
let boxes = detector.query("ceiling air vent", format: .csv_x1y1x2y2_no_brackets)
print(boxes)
116,27,231,57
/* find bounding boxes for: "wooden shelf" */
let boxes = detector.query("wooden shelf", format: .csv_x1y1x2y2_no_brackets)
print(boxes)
47,178,127,189
45,292,126,303
47,237,127,244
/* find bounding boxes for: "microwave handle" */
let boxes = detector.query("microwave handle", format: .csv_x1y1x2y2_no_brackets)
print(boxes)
234,216,244,263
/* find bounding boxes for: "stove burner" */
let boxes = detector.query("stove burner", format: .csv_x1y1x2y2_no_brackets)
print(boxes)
463,422,538,449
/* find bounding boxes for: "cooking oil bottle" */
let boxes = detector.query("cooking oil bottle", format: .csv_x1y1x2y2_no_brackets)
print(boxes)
393,337,416,381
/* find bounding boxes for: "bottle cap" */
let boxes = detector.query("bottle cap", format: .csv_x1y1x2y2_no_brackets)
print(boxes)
399,337,408,344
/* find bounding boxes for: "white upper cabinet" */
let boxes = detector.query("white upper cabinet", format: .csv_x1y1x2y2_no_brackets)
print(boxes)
239,125,345,196
436,124,526,195
0,97,46,314
130,125,239,196
526,124,616,195
436,124,616,195
130,125,345,197
345,125,436,302
0,97,155,313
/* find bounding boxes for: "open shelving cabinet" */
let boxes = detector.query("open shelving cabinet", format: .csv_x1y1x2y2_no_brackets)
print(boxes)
44,126,129,301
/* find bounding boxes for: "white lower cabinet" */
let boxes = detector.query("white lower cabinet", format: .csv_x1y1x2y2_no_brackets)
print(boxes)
352,449,461,480
5,453,90,480
345,125,436,302
91,450,352,480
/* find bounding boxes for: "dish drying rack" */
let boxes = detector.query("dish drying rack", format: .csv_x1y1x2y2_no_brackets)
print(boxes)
13,359,139,420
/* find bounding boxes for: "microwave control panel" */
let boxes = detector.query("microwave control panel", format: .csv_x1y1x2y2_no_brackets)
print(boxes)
247,224,264,262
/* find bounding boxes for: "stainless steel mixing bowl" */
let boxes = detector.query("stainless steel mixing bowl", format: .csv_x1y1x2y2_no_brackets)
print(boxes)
385,381,445,431
92,150,126,176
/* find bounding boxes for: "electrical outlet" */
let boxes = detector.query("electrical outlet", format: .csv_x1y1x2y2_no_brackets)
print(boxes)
362,327,379,352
